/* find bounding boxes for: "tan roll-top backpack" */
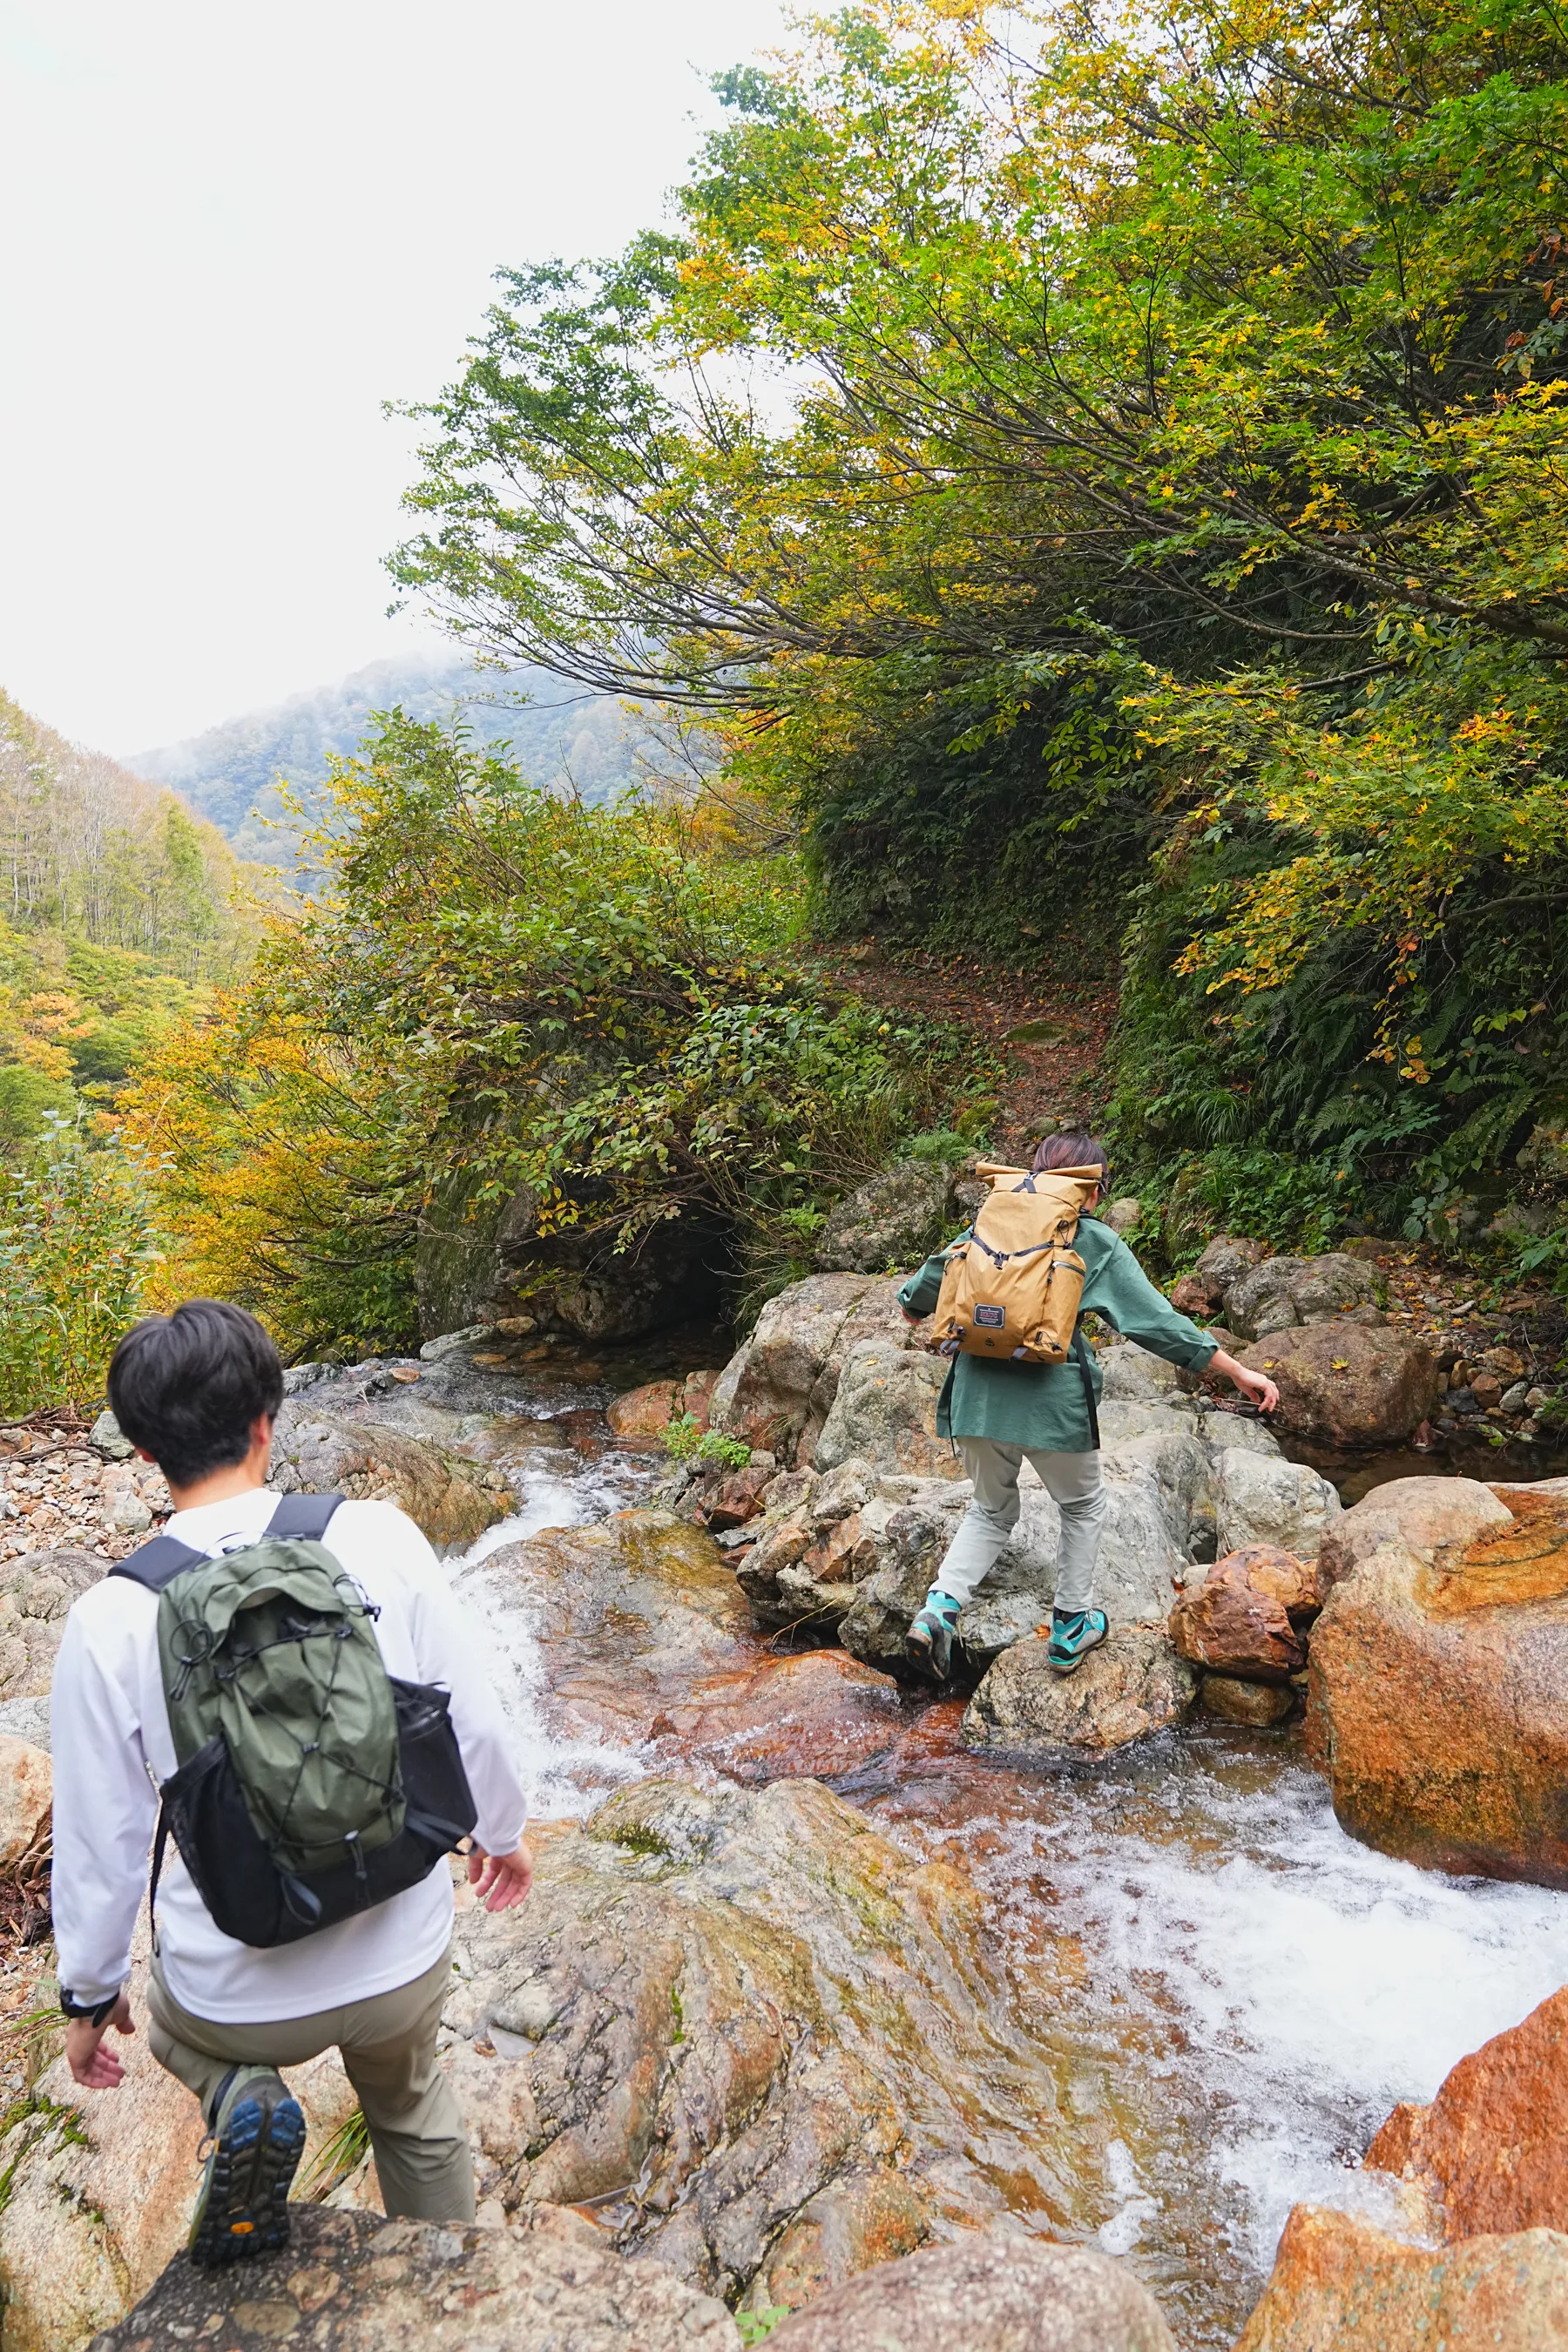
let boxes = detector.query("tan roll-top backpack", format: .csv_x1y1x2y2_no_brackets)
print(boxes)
929,1162,1103,1365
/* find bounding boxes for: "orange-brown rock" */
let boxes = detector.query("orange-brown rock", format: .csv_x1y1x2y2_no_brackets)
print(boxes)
681,1369,722,1429
1365,1982,1568,2239
1200,1674,1294,1727
1170,1274,1214,1316
703,1464,773,1531
1168,1546,1317,1682
1240,1322,1438,1448
1308,1490,1568,1882
655,1649,905,1782
1318,1476,1512,1595
607,1380,682,1441
1233,2203,1568,2350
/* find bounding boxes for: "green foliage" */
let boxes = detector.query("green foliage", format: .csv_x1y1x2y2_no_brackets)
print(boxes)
389,0,1568,1252
660,1414,752,1468
299,2107,372,2201
735,2311,793,2348
121,719,979,1353
0,1114,163,1416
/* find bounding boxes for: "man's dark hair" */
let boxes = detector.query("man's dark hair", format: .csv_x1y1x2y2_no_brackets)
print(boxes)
108,1301,284,1487
1033,1131,1110,1178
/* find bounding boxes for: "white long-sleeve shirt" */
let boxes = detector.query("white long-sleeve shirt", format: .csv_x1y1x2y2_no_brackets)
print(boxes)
51,1485,527,2023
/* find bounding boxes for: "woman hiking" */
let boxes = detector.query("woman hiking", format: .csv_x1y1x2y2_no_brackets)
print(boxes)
897,1132,1280,1681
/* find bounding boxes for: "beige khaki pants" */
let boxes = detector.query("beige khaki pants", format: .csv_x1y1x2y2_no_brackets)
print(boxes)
146,1944,473,2223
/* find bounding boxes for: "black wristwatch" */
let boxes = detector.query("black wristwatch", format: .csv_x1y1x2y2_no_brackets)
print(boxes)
59,1988,122,2027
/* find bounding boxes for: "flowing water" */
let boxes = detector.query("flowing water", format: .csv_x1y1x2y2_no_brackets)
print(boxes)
336,1343,1568,2346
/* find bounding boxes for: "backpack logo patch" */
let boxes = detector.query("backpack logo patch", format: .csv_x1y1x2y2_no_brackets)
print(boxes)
973,1303,1005,1328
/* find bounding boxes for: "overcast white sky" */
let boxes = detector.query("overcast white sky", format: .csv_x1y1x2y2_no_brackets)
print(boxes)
0,0,787,754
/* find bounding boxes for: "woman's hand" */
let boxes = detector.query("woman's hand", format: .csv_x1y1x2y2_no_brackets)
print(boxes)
1208,1348,1281,1416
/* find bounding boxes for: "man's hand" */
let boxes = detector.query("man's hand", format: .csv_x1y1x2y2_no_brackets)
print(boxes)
469,1840,534,1913
65,1992,134,2089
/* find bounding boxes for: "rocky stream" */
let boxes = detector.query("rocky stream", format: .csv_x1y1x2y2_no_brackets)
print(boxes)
5,1241,1568,2349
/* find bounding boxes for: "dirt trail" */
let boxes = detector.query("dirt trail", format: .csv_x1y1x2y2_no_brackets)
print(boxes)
827,943,1119,1163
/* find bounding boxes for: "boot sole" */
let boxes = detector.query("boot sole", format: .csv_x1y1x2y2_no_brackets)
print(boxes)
189,2092,306,2268
904,1627,952,1686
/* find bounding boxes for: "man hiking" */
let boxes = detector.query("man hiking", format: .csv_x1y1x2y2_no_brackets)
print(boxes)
899,1133,1279,1680
51,1300,531,2261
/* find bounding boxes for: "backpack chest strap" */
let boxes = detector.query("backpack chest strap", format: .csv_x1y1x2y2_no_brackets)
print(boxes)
110,1493,343,1592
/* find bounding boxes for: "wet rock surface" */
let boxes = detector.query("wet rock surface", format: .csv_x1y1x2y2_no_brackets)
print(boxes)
467,1509,754,1749
1308,1486,1568,1882
84,2204,742,2352
1240,1321,1439,1448
1198,1673,1295,1727
767,2234,1178,2350
1232,2204,1568,2350
1365,1980,1568,2240
443,1774,1083,2310
963,1624,1199,1763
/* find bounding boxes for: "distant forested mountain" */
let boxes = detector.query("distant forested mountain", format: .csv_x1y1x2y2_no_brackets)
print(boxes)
126,648,644,863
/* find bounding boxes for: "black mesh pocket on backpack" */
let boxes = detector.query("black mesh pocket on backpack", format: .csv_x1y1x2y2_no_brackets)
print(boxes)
158,1678,478,1949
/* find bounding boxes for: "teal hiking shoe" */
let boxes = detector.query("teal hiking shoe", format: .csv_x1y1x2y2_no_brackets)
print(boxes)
188,2064,305,2268
1047,1608,1108,1675
905,1589,962,1683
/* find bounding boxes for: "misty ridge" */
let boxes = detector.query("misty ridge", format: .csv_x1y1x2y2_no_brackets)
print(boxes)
127,646,652,864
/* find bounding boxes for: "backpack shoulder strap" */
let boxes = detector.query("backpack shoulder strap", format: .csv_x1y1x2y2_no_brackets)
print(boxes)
108,1492,343,1589
266,1492,343,1542
109,1536,209,1594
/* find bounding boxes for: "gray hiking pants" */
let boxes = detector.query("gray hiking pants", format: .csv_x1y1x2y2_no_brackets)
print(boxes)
933,1440,1106,1615
146,1943,473,2222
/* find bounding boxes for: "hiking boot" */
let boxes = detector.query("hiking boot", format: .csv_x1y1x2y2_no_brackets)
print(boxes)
1047,1607,1108,1675
905,1590,961,1683
188,2065,306,2268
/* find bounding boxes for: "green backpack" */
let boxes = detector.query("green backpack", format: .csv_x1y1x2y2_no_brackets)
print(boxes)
112,1493,476,1947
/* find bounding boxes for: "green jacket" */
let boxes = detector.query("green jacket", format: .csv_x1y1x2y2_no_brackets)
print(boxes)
896,1213,1219,1452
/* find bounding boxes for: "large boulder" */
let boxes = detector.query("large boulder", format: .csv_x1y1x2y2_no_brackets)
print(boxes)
1318,1475,1512,1594
0,1548,102,1704
444,1775,1084,2309
1180,1234,1268,1314
1366,1981,1568,2240
1168,1546,1319,1681
1232,2203,1568,2350
814,1161,958,1274
812,1341,960,1480
1225,1254,1381,1341
708,1276,910,1465
767,2235,1177,2350
84,2206,740,2352
1239,1322,1439,1447
270,1411,514,1553
963,1624,1199,1763
1212,1449,1341,1559
1307,1487,1568,1882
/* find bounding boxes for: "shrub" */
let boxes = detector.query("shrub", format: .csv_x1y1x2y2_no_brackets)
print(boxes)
660,1414,752,1469
0,1115,164,1416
